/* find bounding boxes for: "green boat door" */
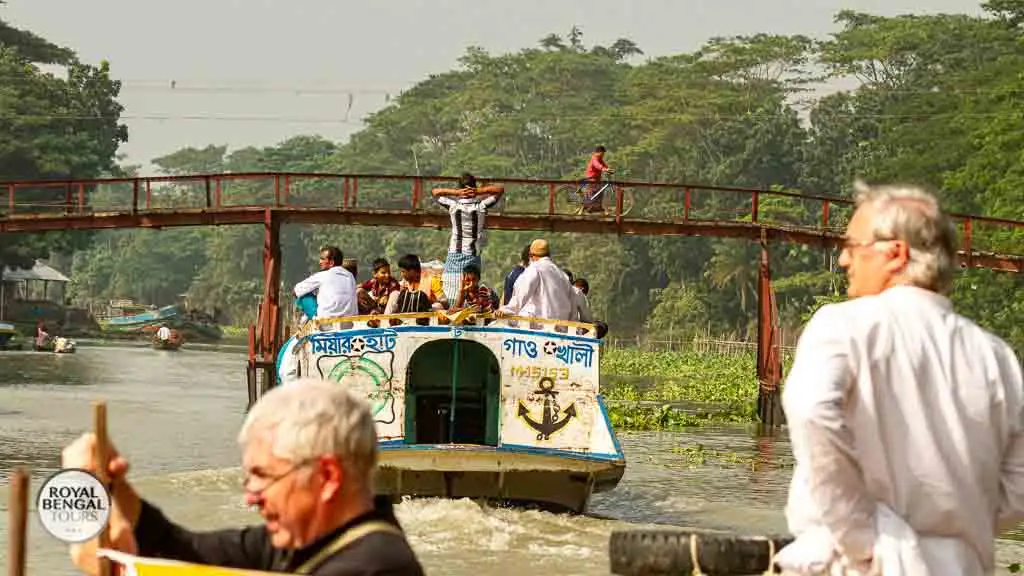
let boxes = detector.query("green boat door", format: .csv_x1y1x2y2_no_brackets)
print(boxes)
405,339,500,446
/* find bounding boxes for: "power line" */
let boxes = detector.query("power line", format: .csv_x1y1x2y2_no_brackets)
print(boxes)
0,109,1020,124
0,77,1021,98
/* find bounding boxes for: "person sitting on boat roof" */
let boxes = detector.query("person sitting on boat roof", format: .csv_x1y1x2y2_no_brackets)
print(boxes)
341,257,359,279
495,239,575,323
502,243,531,306
431,172,505,305
450,262,497,315
572,277,608,339
357,258,400,315
293,245,358,324
384,254,447,323
62,378,426,576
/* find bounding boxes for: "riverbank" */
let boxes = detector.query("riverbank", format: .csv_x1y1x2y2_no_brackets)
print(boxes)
600,349,791,430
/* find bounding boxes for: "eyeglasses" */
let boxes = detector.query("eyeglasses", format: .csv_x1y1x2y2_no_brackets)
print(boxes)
840,236,895,252
243,459,316,496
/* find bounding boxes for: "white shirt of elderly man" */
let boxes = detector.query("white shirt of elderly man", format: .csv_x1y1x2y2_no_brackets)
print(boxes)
498,239,575,322
774,181,1024,576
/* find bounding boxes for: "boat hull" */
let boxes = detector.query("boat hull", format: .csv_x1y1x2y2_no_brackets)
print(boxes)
152,339,183,351
376,444,625,513
100,304,222,342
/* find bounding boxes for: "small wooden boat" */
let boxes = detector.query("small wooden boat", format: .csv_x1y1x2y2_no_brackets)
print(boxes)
34,336,77,353
152,330,184,351
274,309,625,514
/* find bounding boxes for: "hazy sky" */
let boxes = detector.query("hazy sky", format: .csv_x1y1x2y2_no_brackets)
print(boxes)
5,0,985,172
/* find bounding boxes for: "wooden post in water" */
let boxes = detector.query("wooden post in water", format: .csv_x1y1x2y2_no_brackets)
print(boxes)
94,402,112,576
8,468,28,576
756,229,785,428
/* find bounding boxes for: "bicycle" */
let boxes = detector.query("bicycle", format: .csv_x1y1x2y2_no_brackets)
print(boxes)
558,175,635,217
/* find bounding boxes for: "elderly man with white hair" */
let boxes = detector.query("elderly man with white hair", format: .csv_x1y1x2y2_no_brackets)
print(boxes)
62,378,425,576
774,180,1024,575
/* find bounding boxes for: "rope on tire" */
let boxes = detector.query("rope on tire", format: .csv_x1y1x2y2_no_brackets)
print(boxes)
689,534,704,575
763,538,779,576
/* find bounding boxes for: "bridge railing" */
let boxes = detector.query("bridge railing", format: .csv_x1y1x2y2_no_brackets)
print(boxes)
2,172,1022,257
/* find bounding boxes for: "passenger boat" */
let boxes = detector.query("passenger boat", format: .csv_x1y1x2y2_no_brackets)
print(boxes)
275,310,625,513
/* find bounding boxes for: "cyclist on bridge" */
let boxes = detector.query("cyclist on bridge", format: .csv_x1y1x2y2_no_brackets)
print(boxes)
583,145,614,213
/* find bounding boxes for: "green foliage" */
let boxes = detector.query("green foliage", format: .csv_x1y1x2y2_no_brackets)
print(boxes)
48,12,1024,352
0,14,127,272
600,349,762,429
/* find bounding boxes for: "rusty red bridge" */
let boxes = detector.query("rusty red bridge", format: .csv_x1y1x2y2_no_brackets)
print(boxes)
3,172,1022,425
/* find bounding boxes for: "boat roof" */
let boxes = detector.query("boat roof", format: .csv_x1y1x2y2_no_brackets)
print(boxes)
2,260,71,283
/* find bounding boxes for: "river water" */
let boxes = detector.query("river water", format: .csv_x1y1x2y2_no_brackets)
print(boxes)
1,344,1023,575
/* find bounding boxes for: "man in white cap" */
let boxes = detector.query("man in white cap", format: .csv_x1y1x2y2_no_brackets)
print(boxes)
495,238,575,321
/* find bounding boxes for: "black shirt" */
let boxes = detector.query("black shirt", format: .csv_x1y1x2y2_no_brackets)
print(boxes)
133,495,425,575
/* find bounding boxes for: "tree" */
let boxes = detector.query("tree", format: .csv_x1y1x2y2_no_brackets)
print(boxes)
0,13,127,273
64,21,1024,352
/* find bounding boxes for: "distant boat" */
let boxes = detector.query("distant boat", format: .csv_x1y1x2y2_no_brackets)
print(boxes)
34,335,77,354
100,304,182,331
152,329,184,351
98,302,223,342
0,322,16,349
275,310,625,514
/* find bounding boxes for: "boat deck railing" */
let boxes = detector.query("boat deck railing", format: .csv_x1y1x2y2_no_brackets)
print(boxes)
294,311,599,340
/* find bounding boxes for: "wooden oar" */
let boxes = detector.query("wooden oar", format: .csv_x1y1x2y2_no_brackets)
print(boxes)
94,402,112,576
7,468,28,576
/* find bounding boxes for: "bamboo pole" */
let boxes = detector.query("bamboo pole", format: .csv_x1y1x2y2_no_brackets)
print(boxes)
94,402,112,576
7,468,28,576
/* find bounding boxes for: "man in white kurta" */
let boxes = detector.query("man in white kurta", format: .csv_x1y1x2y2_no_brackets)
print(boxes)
776,182,1024,575
496,239,575,321
293,245,358,321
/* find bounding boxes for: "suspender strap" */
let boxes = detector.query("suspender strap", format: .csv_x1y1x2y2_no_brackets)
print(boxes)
295,520,404,574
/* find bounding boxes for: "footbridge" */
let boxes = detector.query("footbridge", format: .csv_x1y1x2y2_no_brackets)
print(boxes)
3,172,1021,425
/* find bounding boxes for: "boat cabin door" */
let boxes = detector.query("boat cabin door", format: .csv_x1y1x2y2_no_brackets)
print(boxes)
405,339,500,445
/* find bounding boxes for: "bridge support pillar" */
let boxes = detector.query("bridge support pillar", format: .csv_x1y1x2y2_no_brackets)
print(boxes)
756,229,785,428
247,209,282,410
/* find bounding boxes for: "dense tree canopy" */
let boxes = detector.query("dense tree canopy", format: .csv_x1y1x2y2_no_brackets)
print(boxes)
0,8,128,271
4,5,1020,351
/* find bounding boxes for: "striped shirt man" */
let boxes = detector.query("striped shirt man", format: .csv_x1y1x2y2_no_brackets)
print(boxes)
436,194,500,256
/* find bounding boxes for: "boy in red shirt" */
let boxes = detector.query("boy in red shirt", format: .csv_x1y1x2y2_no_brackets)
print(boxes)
583,145,613,212
357,258,400,314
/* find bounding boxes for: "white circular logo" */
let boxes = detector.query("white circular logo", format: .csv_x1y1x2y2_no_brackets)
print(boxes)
36,469,111,543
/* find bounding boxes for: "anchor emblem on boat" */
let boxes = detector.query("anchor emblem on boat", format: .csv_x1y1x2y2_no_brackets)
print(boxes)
517,377,577,441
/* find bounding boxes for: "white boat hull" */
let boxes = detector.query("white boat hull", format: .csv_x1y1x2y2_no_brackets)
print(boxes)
377,444,625,513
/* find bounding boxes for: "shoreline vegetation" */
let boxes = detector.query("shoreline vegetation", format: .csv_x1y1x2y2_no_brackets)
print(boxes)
600,348,789,430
